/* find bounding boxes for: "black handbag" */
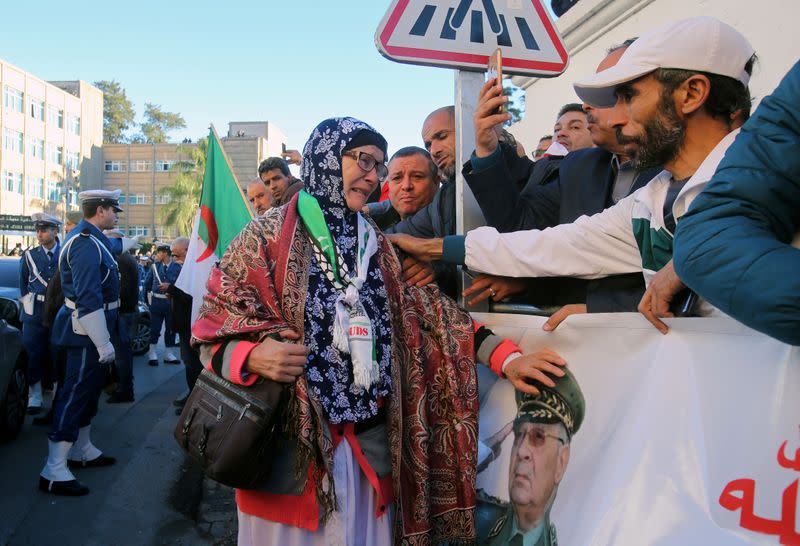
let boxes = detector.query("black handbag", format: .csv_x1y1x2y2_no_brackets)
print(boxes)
174,368,286,489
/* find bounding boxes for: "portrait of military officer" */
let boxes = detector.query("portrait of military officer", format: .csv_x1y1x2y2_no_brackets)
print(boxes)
477,367,585,546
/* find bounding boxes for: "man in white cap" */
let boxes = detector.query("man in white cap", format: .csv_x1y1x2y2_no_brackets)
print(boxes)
18,212,62,414
40,189,123,496
389,16,756,332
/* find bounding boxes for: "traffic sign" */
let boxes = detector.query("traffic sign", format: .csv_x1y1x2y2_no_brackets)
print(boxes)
375,0,569,77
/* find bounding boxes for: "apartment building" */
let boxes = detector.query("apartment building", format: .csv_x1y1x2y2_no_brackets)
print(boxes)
221,121,287,186
103,121,287,240
0,58,103,252
102,142,197,240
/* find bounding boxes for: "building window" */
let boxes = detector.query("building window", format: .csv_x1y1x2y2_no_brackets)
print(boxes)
47,180,60,201
155,160,175,172
26,176,44,199
104,160,126,172
155,226,175,238
68,189,78,206
67,115,81,135
3,85,23,113
65,151,80,171
47,143,63,165
127,193,147,205
3,170,23,193
155,193,172,205
27,136,45,159
129,160,152,172
118,194,126,205
3,128,24,154
128,225,150,237
29,97,45,121
47,105,64,128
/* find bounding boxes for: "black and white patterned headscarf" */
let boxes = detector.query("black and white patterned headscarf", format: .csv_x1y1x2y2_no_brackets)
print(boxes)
300,117,392,424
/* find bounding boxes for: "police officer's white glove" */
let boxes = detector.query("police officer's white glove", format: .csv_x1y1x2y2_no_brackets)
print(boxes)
77,309,115,363
96,341,116,364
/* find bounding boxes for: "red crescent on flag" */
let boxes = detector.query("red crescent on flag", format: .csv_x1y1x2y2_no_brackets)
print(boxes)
197,204,218,262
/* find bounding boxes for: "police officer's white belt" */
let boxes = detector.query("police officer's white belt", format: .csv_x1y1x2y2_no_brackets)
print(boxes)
152,293,168,299
64,297,120,311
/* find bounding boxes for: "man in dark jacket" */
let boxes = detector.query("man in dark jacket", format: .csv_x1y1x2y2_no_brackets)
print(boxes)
367,146,439,231
674,61,800,346
462,41,661,321
258,157,304,208
164,237,203,411
383,106,460,297
105,230,140,403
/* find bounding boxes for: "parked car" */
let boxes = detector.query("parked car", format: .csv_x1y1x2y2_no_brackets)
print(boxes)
0,256,151,355
0,296,27,441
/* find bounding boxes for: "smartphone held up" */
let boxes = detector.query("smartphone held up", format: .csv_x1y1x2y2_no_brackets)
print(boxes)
486,48,507,115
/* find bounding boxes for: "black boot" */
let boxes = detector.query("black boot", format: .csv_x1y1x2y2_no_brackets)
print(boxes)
38,477,89,496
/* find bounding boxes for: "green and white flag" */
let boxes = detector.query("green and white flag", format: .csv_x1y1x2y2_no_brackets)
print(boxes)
175,126,252,323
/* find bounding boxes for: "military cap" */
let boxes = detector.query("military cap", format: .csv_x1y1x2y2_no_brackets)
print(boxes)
515,367,585,439
153,241,171,252
78,189,124,212
31,212,62,229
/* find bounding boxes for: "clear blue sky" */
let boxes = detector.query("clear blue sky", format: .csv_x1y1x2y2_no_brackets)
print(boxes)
2,1,472,155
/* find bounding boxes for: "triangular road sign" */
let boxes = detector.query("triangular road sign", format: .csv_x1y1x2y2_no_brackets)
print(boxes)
375,0,569,77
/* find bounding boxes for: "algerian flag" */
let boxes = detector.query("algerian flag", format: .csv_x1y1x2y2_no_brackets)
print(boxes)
175,126,253,323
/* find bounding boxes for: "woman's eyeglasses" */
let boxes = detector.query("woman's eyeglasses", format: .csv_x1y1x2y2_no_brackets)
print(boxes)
343,151,388,182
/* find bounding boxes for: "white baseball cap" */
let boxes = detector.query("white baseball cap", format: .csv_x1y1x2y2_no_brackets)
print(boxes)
574,17,755,108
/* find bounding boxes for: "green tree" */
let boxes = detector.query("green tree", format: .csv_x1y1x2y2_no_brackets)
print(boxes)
94,80,135,143
139,103,186,143
157,138,207,236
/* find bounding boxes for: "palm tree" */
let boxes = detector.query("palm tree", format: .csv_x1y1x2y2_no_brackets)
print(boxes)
158,137,207,236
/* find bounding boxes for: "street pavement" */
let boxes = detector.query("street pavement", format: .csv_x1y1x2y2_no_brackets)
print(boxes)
0,343,237,546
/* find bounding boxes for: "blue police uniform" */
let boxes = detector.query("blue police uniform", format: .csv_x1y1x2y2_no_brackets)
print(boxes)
18,242,60,386
50,219,120,444
145,260,181,347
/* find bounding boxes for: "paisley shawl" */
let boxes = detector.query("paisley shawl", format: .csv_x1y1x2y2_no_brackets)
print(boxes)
192,197,480,545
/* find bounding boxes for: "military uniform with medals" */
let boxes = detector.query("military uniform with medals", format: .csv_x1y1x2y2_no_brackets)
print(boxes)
476,367,585,546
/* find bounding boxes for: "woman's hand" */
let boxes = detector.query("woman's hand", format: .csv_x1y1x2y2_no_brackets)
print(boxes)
246,329,310,383
504,349,566,395
402,255,436,287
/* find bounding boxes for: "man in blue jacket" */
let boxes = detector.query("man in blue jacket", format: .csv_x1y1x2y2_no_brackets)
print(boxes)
674,61,800,346
40,190,122,496
18,212,61,414
144,242,181,365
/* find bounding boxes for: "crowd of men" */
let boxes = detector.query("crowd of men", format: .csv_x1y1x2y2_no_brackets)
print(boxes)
10,16,798,546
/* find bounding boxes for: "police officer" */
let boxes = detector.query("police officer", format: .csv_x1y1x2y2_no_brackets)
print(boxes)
477,368,585,546
39,190,123,496
144,242,180,366
18,212,62,414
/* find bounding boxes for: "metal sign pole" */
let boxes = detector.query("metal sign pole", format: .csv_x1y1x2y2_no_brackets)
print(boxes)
454,69,488,309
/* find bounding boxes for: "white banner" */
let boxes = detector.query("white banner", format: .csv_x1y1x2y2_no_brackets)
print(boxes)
473,312,800,545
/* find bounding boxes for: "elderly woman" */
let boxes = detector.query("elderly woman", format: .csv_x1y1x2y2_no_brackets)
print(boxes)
192,118,566,545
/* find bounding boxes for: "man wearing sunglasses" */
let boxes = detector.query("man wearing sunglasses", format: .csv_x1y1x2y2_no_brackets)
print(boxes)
477,368,585,546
